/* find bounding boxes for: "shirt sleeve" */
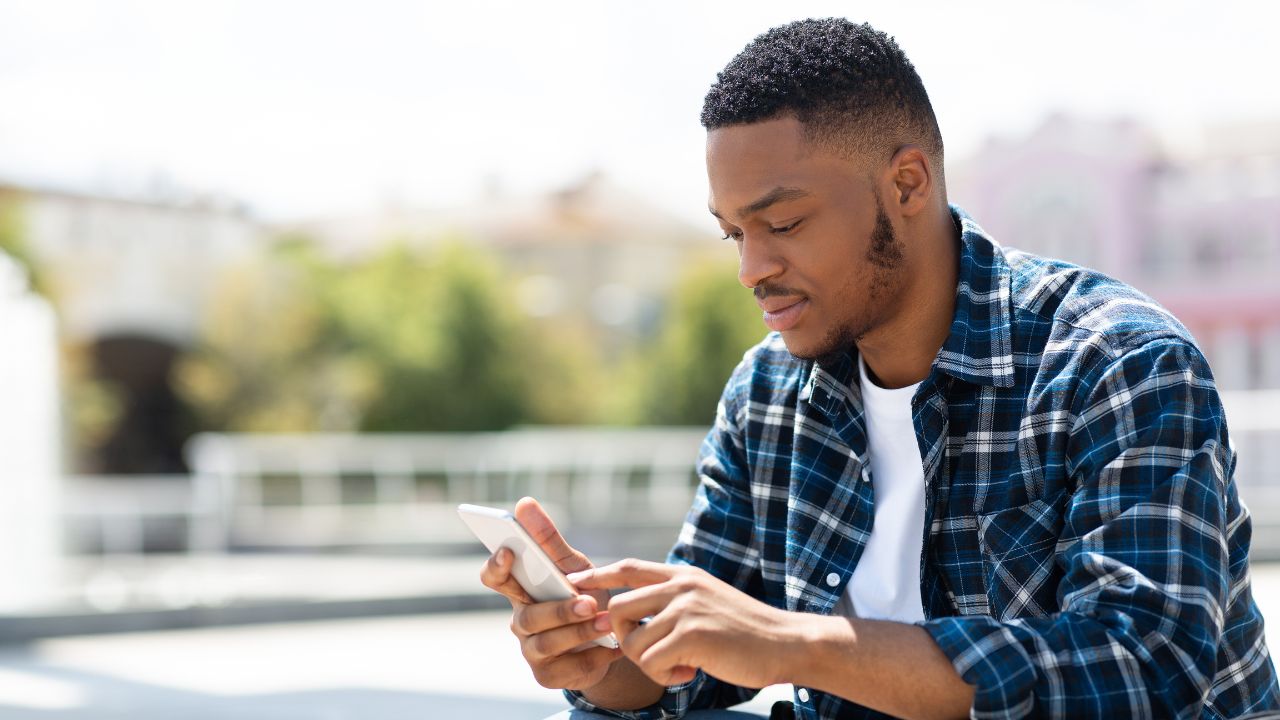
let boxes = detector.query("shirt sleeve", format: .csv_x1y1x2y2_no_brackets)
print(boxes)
922,337,1246,718
564,355,765,718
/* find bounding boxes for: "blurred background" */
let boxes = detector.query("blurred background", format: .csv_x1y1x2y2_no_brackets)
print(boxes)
0,1,1278,717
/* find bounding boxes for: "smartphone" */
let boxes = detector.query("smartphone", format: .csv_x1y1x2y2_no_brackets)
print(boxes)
457,503,619,649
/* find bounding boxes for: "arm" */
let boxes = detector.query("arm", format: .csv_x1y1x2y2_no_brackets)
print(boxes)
919,337,1238,718
565,356,768,718
793,617,974,719
575,338,1247,719
573,559,974,719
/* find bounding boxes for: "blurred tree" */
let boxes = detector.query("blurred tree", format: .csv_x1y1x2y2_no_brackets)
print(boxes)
627,256,765,426
175,251,352,432
342,242,532,431
176,238,543,433
510,319,606,426
0,190,47,295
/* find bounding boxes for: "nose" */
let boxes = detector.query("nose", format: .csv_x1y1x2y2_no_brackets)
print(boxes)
737,233,783,290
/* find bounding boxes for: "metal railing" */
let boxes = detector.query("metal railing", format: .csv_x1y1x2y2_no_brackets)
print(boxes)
56,391,1280,557
64,427,708,555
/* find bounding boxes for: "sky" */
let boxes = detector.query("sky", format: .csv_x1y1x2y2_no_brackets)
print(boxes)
0,0,1275,230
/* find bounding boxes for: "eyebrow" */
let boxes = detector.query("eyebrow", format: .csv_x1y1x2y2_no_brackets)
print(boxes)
709,186,812,221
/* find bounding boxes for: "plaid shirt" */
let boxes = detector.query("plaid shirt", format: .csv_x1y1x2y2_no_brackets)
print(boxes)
568,206,1279,719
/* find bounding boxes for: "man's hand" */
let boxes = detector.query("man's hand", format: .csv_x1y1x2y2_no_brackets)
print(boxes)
478,497,622,690
569,559,799,689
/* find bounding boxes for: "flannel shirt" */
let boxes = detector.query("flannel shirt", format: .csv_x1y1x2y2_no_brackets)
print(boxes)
568,206,1279,719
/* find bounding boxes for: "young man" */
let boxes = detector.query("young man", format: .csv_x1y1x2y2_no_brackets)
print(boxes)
481,18,1280,719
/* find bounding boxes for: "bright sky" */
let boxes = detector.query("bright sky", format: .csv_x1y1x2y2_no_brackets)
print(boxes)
0,0,1275,228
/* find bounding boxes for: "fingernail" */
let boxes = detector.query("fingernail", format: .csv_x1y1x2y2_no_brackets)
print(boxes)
594,615,611,632
573,599,592,617
497,550,509,567
566,571,585,584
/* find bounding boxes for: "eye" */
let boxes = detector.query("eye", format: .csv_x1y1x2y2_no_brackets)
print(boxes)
770,219,801,235
720,228,743,242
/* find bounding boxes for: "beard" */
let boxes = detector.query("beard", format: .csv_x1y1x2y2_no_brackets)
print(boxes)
794,192,905,365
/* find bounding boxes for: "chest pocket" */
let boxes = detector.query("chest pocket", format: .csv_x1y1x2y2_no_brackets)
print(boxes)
976,490,1067,621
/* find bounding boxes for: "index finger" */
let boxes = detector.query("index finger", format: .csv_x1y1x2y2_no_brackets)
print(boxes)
568,559,676,591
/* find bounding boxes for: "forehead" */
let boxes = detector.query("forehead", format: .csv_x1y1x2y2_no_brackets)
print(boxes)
706,116,869,218
706,116,809,181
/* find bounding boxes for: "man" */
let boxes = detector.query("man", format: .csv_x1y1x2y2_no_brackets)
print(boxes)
480,18,1280,719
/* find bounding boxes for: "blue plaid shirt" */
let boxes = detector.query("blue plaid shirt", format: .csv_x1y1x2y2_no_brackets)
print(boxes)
569,206,1279,719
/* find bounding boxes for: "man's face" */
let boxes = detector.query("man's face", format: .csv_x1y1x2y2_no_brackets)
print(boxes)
707,116,908,361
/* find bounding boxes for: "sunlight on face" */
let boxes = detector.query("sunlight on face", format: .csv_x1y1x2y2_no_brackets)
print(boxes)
706,117,907,361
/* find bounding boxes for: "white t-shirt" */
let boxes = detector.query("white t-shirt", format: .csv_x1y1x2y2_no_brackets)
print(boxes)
833,356,927,623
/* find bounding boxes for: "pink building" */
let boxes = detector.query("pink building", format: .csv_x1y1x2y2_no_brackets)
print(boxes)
952,115,1280,390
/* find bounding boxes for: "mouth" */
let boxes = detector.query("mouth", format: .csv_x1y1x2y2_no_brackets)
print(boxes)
760,297,809,332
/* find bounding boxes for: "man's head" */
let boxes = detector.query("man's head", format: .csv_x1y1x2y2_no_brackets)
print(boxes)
702,18,943,175
703,19,948,362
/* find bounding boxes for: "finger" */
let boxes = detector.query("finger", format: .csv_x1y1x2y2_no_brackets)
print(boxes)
568,558,676,591
480,548,534,605
522,613,614,661
538,645,624,690
603,584,681,642
613,606,669,662
514,497,591,573
512,594,599,636
616,607,698,687
636,631,698,687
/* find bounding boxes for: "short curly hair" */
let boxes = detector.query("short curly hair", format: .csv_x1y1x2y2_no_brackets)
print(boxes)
702,18,943,171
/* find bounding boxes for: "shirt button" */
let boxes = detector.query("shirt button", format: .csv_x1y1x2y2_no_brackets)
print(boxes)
825,572,840,588
798,688,811,703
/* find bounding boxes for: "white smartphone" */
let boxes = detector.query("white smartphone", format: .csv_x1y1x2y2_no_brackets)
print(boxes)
457,503,619,650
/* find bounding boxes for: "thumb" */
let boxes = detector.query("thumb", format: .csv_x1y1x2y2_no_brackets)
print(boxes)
514,497,591,573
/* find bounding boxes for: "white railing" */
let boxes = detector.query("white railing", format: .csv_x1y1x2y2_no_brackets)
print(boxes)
70,427,706,554
54,391,1280,556
62,474,193,554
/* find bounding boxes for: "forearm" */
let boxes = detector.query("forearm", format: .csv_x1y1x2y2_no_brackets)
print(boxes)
579,655,666,711
789,615,974,720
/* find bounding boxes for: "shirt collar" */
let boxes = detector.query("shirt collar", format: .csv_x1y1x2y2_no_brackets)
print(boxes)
800,204,1014,416
935,204,1015,388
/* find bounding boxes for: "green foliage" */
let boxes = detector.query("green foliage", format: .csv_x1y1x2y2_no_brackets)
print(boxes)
175,251,349,432
0,190,46,295
341,242,531,431
177,239,538,433
627,256,766,426
177,233,767,433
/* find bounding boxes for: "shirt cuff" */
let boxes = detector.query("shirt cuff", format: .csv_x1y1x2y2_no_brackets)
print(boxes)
563,670,709,719
921,616,1038,719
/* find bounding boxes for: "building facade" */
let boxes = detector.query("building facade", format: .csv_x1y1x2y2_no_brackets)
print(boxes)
0,183,262,472
951,115,1280,390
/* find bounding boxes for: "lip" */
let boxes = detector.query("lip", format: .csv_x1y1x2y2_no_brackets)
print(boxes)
760,297,808,332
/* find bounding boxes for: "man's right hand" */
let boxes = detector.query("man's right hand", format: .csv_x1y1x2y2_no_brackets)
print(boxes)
478,497,622,690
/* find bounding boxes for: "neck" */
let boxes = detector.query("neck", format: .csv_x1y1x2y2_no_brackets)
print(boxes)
857,205,959,389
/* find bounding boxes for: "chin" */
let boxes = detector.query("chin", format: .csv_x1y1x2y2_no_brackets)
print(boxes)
778,331,827,362
781,323,858,363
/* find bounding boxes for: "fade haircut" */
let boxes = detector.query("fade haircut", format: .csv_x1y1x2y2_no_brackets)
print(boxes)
701,18,944,174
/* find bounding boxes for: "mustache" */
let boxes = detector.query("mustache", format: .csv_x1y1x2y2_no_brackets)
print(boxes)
753,284,805,301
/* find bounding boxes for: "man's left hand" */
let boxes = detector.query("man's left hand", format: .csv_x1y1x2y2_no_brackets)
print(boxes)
568,560,799,689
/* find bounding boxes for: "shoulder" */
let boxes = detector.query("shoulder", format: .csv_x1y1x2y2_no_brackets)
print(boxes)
1002,245,1204,375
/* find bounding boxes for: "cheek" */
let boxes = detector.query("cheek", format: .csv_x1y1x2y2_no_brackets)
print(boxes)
812,258,861,301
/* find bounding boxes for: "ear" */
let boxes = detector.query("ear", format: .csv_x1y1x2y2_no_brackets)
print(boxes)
886,145,933,218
